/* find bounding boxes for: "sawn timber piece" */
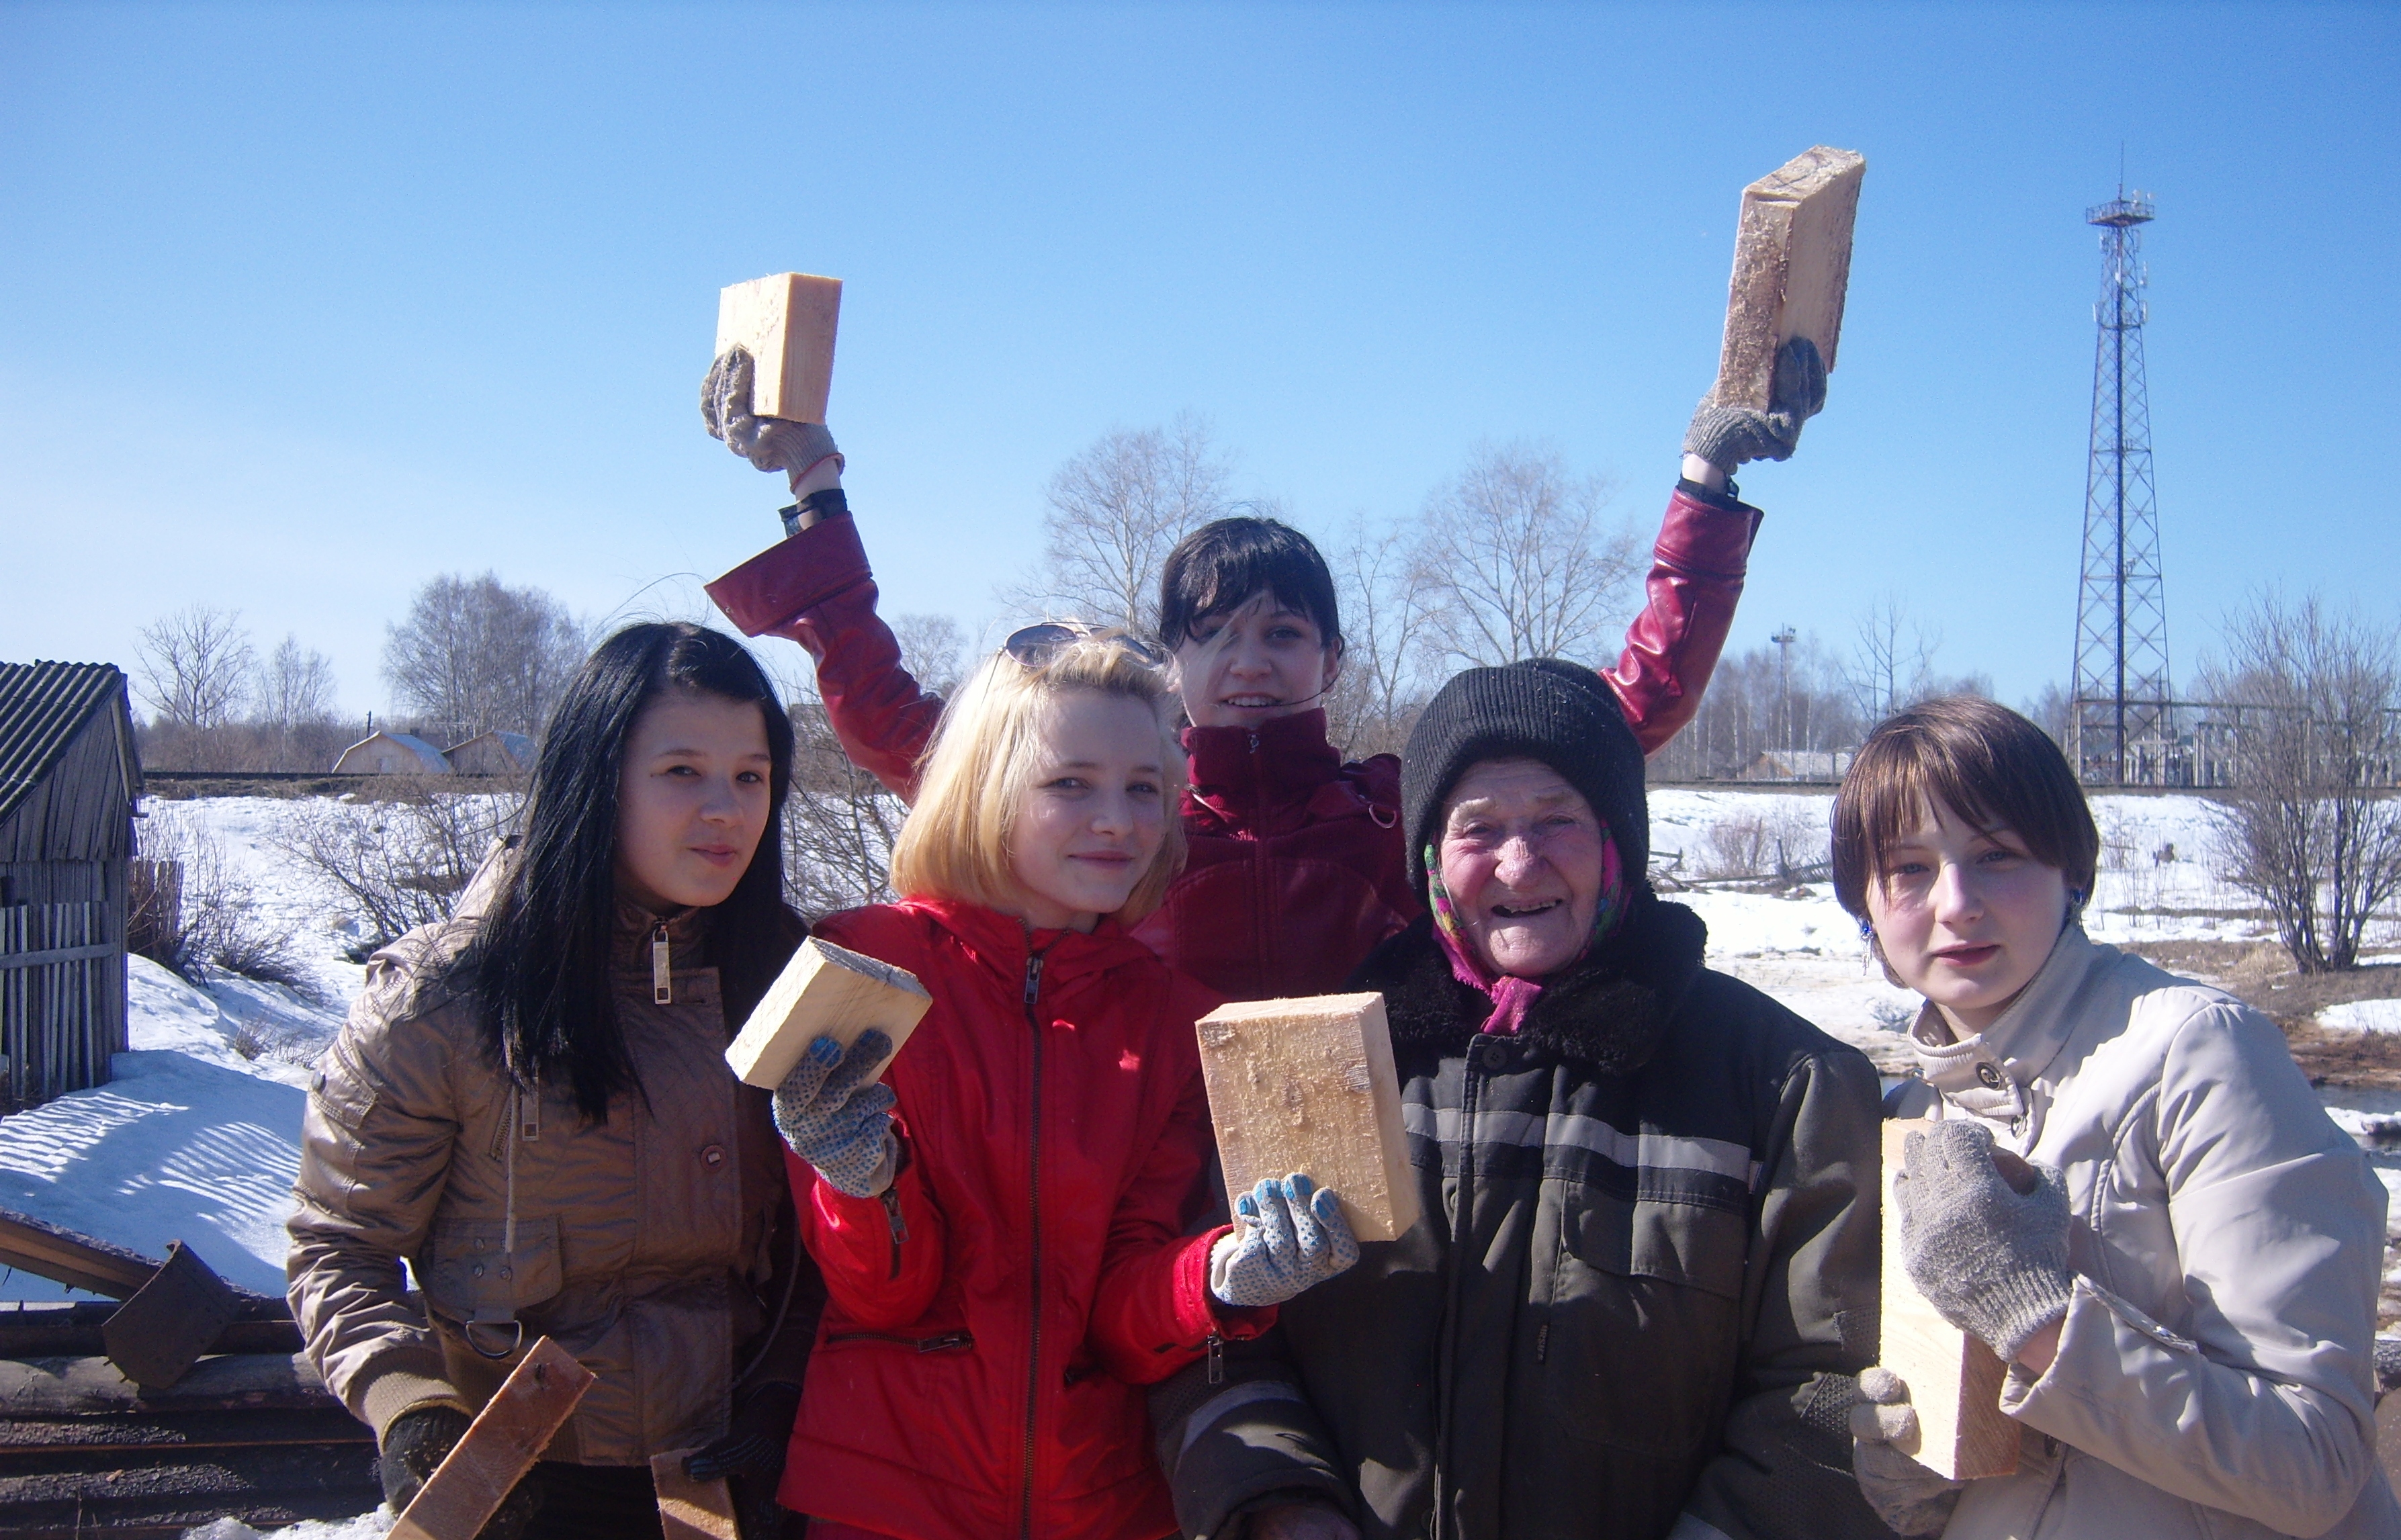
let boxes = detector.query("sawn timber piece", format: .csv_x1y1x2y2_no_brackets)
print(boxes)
715,272,842,423
1710,146,1867,412
1880,1118,2020,1482
725,936,931,1091
390,1336,595,1540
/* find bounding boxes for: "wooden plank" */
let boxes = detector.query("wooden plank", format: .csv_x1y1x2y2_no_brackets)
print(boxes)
650,1449,740,1540
0,1353,337,1416
1193,993,1420,1244
1710,146,1866,412
714,272,842,423
725,937,930,1091
390,1337,593,1540
0,1206,160,1298
1880,1120,2019,1481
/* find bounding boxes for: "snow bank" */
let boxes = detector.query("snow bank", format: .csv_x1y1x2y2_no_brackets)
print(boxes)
2320,1000,2401,1035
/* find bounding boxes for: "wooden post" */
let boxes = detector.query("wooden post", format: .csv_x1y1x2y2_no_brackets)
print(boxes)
725,937,932,1091
389,1337,595,1540
650,1449,741,1540
715,273,842,423
1710,146,1866,412
1880,1120,2020,1481
1194,993,1420,1244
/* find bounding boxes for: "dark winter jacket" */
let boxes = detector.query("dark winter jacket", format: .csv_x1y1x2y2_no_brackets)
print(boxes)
1149,893,1890,1540
702,482,1761,1001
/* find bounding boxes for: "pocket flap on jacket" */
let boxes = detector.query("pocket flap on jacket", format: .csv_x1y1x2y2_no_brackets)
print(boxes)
1563,1190,1747,1300
419,1215,564,1318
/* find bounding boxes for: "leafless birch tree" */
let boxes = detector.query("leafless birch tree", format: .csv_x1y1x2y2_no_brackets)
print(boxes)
1409,444,1641,672
1008,413,1244,633
383,573,585,741
137,604,256,731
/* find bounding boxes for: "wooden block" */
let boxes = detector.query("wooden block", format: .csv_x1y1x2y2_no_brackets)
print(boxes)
651,1449,740,1540
725,937,932,1091
1710,146,1866,411
390,1336,595,1540
1880,1120,2019,1481
1194,993,1420,1244
715,272,842,422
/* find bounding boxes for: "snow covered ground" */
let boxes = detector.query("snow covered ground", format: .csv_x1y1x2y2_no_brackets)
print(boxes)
3,790,2396,1306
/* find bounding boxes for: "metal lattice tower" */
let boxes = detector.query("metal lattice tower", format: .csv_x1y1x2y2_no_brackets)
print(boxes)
2070,189,2173,785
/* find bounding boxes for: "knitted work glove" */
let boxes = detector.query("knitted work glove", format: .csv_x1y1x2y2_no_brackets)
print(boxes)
1894,1118,2076,1361
1847,1368,1965,1537
773,1030,900,1199
701,347,843,475
379,1404,543,1538
1209,1174,1361,1309
684,1379,802,1482
1682,336,1829,470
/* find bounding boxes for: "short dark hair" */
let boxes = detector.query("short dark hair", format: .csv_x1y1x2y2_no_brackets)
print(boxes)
1832,695,2099,918
1157,516,1342,651
468,622,803,1120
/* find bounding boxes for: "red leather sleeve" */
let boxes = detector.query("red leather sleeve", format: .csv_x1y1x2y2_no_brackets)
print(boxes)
792,1138,947,1334
705,518,946,798
1601,484,1763,756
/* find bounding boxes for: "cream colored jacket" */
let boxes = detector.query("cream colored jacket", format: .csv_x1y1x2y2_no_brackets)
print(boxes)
1888,927,2398,1539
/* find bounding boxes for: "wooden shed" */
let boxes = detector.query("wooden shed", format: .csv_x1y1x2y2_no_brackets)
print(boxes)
445,729,535,774
0,662,142,1108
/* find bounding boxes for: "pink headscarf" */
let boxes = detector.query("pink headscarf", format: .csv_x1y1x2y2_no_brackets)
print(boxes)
1423,832,1626,1035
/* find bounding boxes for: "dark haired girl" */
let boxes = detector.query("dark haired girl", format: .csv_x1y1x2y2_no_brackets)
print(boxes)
697,337,1830,1003
290,622,819,1540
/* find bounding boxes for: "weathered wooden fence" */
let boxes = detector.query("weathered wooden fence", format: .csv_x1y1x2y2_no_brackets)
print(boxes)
0,901,122,1106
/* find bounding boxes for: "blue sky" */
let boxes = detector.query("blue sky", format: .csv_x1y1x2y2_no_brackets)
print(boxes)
3,1,2394,717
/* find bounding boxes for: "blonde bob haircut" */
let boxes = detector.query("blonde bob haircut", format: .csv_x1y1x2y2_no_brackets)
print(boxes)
886,633,1188,923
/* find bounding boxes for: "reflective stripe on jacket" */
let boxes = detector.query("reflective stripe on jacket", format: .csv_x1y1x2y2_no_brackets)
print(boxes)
1888,927,2400,1539
702,482,1760,1000
780,897,1263,1540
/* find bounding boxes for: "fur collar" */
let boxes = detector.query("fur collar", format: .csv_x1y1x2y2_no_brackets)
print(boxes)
1354,889,1708,1074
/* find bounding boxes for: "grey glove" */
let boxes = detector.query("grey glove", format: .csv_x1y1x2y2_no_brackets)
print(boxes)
1895,1118,2075,1361
1848,1367,1966,1537
772,1030,900,1199
1683,335,1829,470
1209,1174,1360,1309
701,347,842,476
380,1404,543,1539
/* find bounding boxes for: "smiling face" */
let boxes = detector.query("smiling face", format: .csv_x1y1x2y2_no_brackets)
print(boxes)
1005,689,1172,932
1173,594,1344,730
613,690,776,913
1436,757,1609,978
1865,795,2072,1036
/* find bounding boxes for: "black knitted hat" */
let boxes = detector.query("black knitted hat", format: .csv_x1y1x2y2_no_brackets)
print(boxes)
1401,660,1648,891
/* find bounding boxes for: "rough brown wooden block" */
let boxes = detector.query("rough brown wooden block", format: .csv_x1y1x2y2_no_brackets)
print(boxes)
389,1336,595,1540
725,937,932,1091
715,272,842,422
1880,1119,2020,1482
651,1449,741,1540
1711,146,1866,411
1194,993,1420,1244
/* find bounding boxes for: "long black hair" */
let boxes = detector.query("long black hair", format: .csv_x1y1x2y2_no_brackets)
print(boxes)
468,622,802,1120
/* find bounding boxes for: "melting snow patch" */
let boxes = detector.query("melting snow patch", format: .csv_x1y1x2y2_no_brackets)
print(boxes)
185,1512,394,1539
2320,1000,2401,1035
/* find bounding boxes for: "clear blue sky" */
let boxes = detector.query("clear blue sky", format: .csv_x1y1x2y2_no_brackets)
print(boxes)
4,1,2394,718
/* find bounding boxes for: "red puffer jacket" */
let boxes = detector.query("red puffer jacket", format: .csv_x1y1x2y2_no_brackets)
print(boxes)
779,898,1264,1540
707,482,1759,998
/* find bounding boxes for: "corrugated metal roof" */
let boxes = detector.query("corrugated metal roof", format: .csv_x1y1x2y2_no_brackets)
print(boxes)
0,661,134,828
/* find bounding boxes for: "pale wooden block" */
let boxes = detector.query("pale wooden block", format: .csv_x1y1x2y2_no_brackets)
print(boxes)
651,1449,741,1540
725,937,932,1091
1880,1119,2020,1482
1711,146,1866,411
390,1336,595,1540
1194,992,1420,1244
715,272,842,422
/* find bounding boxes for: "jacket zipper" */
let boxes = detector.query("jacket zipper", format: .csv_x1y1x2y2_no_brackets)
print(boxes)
650,921,672,1005
1017,942,1052,1540
881,1188,910,1281
1248,730,1270,997
823,1328,972,1353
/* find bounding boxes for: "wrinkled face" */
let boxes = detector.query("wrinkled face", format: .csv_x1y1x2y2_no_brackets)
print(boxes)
614,691,775,912
1436,758,1608,978
1865,795,2072,1036
1173,594,1343,730
1006,690,1171,932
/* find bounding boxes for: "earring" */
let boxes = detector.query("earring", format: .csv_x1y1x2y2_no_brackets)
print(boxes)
1856,916,1874,940
2067,887,2087,912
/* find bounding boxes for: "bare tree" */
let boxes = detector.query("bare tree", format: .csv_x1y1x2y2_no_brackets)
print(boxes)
137,604,255,731
1845,595,1943,721
383,573,585,742
271,782,524,950
1647,633,1863,782
889,613,969,698
781,698,904,917
255,635,339,729
1323,511,1438,760
1409,444,1641,671
2201,592,2401,972
2021,682,2075,748
1009,413,1243,633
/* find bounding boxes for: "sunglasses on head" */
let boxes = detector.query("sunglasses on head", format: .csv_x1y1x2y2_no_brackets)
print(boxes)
1002,621,1169,670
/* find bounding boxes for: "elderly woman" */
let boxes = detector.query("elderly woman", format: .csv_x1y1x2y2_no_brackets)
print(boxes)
1151,660,1891,1540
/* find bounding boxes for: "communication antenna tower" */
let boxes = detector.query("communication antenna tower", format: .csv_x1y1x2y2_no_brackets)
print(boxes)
2070,187,2174,784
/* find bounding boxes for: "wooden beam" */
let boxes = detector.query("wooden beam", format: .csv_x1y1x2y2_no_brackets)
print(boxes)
1711,146,1866,412
725,938,931,1091
1194,993,1420,1244
650,1449,741,1540
389,1337,594,1540
715,272,842,423
1879,1120,2019,1481
0,1206,160,1298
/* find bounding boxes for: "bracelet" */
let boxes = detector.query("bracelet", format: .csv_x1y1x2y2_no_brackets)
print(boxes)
778,488,852,538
